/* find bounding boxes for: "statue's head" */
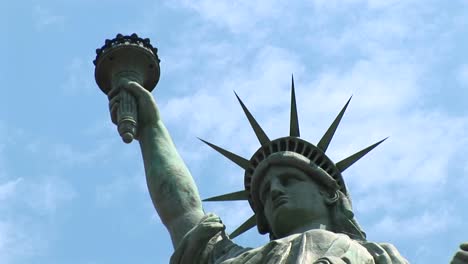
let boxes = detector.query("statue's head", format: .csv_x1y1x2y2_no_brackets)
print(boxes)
201,76,384,240
250,151,365,240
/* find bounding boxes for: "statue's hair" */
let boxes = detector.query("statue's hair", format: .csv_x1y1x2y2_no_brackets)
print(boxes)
328,191,366,241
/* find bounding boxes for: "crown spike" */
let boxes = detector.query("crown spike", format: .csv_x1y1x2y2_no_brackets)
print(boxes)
198,138,250,169
317,96,352,152
203,190,248,202
336,137,388,172
290,75,300,137
234,91,270,146
229,214,257,239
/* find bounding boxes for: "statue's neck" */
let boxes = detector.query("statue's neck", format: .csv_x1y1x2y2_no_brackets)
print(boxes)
272,219,331,240
287,222,329,236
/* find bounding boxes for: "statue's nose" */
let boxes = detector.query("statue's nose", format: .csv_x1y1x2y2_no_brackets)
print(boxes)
270,179,286,200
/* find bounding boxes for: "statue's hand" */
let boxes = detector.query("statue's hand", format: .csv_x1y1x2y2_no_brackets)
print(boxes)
451,243,468,264
108,79,161,137
171,214,225,263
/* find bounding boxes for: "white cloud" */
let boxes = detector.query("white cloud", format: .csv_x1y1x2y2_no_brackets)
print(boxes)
51,140,114,167
22,176,76,215
368,208,454,239
0,178,22,201
0,176,72,262
161,45,303,146
95,172,146,206
203,201,253,234
33,5,65,31
0,216,50,264
61,57,95,96
457,64,468,86
0,221,21,263
170,0,287,34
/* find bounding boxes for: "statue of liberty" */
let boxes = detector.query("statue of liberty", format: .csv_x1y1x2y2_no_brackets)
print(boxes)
94,34,467,264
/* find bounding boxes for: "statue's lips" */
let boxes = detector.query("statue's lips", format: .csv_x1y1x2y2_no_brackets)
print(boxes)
272,196,288,208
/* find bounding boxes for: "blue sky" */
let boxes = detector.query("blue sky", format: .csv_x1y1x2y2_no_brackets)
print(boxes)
2,0,468,263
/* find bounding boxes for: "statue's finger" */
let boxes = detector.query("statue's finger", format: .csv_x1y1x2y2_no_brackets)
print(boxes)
203,214,222,223
107,86,120,100
361,242,392,264
460,242,468,251
110,102,119,125
124,81,152,100
199,221,224,231
454,250,468,262
380,243,409,264
195,222,224,242
451,258,465,264
108,95,120,110
178,224,225,264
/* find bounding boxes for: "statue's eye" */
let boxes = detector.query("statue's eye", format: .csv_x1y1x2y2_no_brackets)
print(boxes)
283,175,303,186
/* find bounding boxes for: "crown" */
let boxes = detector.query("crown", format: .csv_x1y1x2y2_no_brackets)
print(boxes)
200,76,386,238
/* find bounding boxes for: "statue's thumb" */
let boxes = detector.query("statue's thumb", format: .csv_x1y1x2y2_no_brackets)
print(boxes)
125,81,148,99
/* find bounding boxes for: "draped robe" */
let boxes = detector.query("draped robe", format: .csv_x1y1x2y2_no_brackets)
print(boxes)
170,214,375,264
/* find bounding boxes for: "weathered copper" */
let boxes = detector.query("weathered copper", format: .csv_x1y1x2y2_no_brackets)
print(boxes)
94,33,160,143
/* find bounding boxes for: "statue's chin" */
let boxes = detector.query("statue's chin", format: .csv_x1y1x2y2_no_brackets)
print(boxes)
270,206,329,239
270,207,308,237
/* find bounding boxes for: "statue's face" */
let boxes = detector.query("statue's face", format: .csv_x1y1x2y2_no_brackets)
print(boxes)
259,165,331,238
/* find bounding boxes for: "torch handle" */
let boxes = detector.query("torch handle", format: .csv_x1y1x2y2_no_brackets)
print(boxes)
117,89,138,143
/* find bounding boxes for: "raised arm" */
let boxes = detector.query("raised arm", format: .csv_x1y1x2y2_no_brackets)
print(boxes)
109,79,205,248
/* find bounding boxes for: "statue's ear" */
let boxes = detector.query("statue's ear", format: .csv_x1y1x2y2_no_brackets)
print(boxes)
321,190,340,205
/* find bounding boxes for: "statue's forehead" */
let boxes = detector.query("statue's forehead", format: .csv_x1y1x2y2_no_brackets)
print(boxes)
260,165,315,185
264,164,306,176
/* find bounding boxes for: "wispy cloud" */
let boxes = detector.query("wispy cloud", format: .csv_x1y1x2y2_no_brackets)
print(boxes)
169,0,287,35
95,172,146,206
0,119,79,262
457,64,468,86
33,5,65,31
52,141,113,167
61,57,95,96
203,201,253,233
0,178,22,201
0,220,25,263
20,136,117,168
368,208,455,239
23,176,76,215
0,176,74,262
0,217,49,263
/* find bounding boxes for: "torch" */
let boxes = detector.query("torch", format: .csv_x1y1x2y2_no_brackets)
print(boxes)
93,33,160,143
